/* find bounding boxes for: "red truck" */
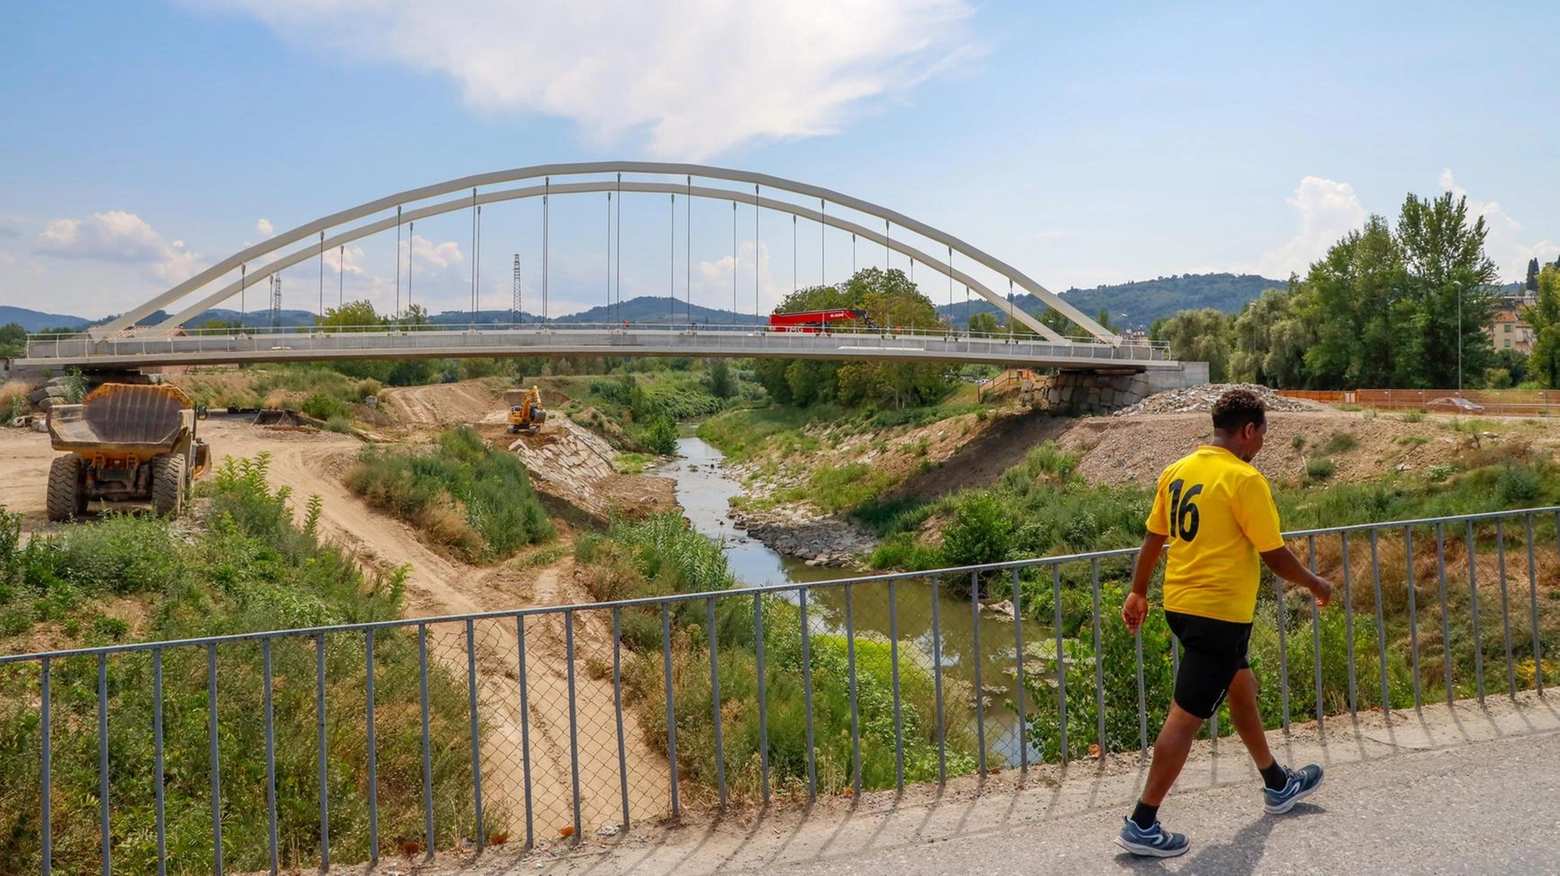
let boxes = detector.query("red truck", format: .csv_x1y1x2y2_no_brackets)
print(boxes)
768,309,872,333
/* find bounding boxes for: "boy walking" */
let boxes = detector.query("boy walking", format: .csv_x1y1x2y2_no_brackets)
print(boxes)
1116,388,1335,857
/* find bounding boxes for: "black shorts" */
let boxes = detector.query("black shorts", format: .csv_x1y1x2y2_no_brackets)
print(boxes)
1166,611,1253,720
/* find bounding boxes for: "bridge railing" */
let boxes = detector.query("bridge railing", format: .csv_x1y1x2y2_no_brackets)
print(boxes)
0,506,1551,873
20,323,1172,366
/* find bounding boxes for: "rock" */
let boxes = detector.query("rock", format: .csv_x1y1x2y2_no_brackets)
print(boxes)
982,599,1017,620
598,823,620,837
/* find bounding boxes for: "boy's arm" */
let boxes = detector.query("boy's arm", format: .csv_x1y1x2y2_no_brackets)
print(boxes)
1122,531,1168,633
1260,546,1334,607
1236,474,1334,608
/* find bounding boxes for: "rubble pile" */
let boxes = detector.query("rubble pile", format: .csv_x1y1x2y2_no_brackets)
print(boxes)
1114,383,1325,417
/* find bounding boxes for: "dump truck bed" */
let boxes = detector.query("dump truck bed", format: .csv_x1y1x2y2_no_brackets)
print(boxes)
48,384,195,454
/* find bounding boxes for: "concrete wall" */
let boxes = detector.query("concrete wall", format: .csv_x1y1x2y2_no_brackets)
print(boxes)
1026,361,1209,415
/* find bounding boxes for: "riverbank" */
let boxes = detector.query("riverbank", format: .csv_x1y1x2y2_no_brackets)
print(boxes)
662,436,877,571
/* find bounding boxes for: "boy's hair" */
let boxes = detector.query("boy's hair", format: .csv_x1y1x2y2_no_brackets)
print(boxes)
1211,388,1267,433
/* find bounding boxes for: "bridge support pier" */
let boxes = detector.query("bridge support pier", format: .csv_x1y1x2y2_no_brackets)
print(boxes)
1028,362,1209,415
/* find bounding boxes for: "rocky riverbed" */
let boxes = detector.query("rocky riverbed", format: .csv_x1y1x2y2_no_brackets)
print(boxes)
734,512,878,568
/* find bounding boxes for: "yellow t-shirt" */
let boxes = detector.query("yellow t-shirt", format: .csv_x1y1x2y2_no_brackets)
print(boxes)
1145,445,1285,624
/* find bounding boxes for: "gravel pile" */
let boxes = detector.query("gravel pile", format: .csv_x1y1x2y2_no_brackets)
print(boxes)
1114,383,1325,417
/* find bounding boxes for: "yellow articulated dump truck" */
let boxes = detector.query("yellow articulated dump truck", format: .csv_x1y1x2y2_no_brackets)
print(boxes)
46,383,211,521
506,386,547,435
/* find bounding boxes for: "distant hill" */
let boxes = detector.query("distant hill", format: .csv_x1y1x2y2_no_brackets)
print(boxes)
426,297,766,326
935,273,1286,330
0,306,92,332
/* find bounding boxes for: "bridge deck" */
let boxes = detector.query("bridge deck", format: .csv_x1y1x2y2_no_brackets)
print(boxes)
16,325,1179,371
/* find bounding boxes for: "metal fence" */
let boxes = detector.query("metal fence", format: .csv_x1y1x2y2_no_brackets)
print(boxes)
0,506,1553,874
1280,388,1560,418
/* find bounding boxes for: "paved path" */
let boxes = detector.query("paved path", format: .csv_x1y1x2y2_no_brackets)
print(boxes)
353,694,1560,876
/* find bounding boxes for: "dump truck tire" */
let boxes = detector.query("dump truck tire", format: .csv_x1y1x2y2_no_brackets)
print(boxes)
152,454,186,517
46,455,84,522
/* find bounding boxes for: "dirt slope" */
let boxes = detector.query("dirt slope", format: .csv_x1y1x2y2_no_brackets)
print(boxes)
380,380,508,433
206,422,671,833
1057,411,1473,487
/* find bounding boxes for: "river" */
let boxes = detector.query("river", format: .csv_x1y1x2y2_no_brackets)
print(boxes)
659,436,1036,767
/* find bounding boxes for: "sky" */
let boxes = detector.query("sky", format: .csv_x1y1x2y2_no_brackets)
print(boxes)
1,0,1556,322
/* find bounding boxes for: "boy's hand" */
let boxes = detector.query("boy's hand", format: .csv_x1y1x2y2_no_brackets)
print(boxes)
1122,591,1149,634
1308,576,1334,608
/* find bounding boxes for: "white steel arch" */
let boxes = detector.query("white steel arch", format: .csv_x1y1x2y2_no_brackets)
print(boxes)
96,162,1117,345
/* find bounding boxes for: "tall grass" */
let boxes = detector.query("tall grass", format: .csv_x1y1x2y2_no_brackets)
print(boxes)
0,456,475,873
346,426,554,561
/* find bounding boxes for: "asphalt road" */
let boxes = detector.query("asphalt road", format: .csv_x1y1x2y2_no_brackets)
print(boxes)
349,695,1560,876
758,729,1560,876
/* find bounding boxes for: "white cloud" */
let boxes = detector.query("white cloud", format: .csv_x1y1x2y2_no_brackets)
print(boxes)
192,0,977,159
406,234,463,271
35,210,204,283
696,239,778,314
1438,169,1557,282
324,244,366,276
256,218,273,236
1256,177,1367,279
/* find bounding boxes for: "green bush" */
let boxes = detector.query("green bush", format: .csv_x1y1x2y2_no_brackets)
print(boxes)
1320,432,1359,454
939,493,1013,569
1026,579,1175,761
301,391,347,421
1495,462,1542,505
1306,457,1337,480
0,462,475,873
641,414,679,455
347,426,554,561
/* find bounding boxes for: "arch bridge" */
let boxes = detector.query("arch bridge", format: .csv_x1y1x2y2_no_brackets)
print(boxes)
16,162,1181,374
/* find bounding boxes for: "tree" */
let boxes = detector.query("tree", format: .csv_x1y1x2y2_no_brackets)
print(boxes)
318,300,385,333
1525,266,1560,387
1528,258,1542,292
1394,192,1498,389
397,303,430,330
1230,286,1312,387
1152,308,1232,382
1490,348,1529,387
761,269,953,408
705,359,737,399
1297,216,1406,388
966,311,1000,336
0,322,26,359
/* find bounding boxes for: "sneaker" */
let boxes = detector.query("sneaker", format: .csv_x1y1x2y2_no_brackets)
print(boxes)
1264,763,1324,814
1115,817,1190,858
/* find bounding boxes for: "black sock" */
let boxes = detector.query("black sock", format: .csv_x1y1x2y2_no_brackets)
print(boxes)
1130,800,1159,829
1259,760,1288,791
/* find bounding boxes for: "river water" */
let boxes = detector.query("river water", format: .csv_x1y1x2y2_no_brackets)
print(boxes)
659,436,1035,766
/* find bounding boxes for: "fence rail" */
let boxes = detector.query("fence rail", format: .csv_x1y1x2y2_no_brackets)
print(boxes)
2,506,1555,874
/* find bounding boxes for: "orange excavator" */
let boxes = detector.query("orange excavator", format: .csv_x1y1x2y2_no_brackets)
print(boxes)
506,386,547,435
